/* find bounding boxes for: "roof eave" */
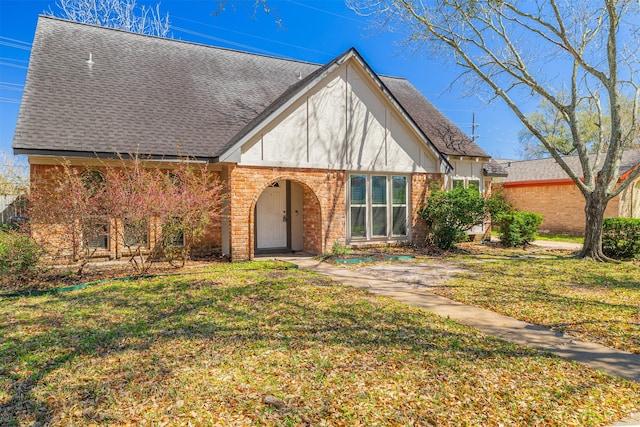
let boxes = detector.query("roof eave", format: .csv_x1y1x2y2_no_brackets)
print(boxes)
13,148,217,163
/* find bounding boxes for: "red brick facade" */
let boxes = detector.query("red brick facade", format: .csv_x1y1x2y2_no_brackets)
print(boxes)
411,173,443,244
29,163,223,262
30,162,441,262
498,182,620,235
225,166,441,260
225,165,346,260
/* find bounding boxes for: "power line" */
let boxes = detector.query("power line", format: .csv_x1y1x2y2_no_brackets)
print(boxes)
0,62,27,70
282,0,363,23
0,97,20,104
172,15,332,58
0,40,31,51
0,85,22,92
171,25,284,57
0,36,32,46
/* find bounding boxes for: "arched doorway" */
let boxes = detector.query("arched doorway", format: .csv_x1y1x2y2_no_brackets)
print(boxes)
254,179,321,255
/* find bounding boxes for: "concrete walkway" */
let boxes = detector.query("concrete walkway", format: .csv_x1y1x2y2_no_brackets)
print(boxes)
278,256,640,426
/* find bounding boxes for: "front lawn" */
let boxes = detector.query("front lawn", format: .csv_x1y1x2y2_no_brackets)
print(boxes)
1,261,639,426
535,234,584,244
431,254,640,354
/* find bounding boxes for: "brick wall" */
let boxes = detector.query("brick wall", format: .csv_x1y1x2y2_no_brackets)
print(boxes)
227,165,345,260
500,182,621,235
30,163,224,262
411,173,443,245
32,162,444,262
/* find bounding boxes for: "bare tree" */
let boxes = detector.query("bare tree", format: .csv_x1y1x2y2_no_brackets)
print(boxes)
519,96,640,159
47,0,170,37
0,151,28,197
0,152,29,223
349,0,640,260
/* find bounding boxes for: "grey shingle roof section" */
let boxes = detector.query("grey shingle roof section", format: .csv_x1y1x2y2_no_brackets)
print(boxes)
380,77,489,158
483,159,508,177
13,16,490,161
498,149,640,183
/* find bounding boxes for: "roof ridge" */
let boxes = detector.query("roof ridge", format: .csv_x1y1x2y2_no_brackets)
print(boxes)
37,14,325,68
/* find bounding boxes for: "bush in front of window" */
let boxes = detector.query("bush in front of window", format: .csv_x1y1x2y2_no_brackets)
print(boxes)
496,211,543,247
419,187,486,250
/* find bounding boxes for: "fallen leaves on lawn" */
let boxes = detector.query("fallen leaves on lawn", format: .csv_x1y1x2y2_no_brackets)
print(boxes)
1,261,638,426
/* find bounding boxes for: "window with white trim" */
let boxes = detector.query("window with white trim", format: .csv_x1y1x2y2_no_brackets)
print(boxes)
348,174,408,241
452,177,481,192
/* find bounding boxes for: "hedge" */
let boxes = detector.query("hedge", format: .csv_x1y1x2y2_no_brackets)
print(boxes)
602,218,640,259
496,211,543,247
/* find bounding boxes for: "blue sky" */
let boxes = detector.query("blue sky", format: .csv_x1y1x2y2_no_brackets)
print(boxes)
0,0,526,160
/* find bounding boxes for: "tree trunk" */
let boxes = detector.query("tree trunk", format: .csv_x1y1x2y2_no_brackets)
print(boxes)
579,189,610,261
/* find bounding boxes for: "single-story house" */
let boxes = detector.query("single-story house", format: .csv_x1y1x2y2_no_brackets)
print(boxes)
494,150,640,235
13,16,504,260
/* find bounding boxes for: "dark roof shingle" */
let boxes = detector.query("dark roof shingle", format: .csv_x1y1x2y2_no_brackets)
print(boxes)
14,16,490,161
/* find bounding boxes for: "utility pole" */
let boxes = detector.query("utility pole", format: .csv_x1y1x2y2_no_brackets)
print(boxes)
471,113,479,142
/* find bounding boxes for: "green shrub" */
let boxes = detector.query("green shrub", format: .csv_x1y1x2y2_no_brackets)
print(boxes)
331,241,351,257
497,211,543,247
0,229,45,283
419,188,486,250
486,191,513,222
602,218,640,259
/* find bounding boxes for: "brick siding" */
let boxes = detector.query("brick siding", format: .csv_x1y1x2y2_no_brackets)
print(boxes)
31,162,442,262
499,182,620,235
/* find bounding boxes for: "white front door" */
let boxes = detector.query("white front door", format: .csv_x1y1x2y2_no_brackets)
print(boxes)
256,181,287,249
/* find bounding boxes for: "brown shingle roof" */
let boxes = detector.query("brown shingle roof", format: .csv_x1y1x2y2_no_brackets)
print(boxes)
499,149,640,183
13,16,490,162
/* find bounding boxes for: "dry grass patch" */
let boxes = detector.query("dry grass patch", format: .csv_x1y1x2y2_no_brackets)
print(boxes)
431,255,640,354
1,260,639,426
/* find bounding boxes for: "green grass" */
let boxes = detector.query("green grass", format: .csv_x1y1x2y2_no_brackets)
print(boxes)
535,234,584,244
2,260,639,426
431,255,640,354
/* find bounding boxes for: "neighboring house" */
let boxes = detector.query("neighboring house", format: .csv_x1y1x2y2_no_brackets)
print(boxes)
13,17,504,260
494,150,640,235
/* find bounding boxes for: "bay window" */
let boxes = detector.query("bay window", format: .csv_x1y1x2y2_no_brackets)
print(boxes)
348,174,408,241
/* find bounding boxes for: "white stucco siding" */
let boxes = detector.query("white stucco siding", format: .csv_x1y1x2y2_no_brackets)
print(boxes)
241,99,308,164
387,110,438,173
346,66,387,169
307,71,349,165
238,58,440,173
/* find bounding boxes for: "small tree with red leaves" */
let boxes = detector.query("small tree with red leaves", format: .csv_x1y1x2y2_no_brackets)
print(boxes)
30,156,226,274
29,163,108,273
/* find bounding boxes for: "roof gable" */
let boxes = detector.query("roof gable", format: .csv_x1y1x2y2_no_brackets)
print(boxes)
237,54,447,172
219,48,451,172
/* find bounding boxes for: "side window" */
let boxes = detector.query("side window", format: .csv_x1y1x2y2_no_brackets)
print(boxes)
81,170,108,249
452,179,465,189
350,175,367,238
391,176,407,236
86,217,109,249
468,179,480,192
124,218,149,248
